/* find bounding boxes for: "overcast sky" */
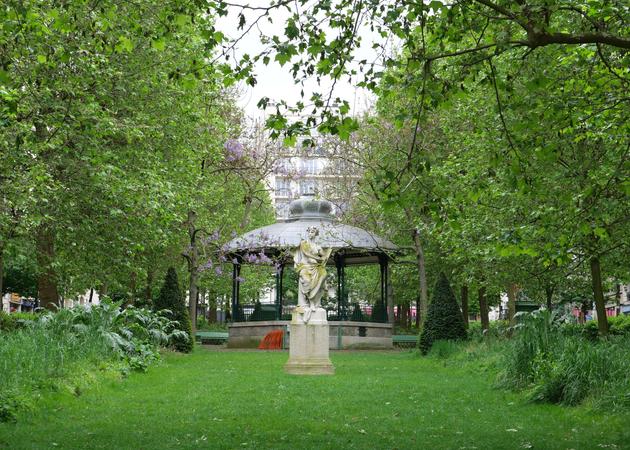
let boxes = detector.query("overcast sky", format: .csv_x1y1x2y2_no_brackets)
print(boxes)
215,3,391,122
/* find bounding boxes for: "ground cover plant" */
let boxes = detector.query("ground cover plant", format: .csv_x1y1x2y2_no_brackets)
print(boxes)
0,302,187,422
1,348,628,449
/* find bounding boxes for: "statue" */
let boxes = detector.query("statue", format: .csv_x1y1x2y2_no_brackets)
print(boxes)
293,226,332,323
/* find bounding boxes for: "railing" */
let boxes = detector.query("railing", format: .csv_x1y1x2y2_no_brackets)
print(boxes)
233,303,388,323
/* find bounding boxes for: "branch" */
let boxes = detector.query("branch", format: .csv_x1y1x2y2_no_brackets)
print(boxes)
471,0,529,29
531,32,630,50
487,59,518,155
222,1,293,12
471,1,630,50
421,43,500,62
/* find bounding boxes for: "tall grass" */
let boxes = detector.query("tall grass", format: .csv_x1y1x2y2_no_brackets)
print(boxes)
0,303,186,421
498,310,630,410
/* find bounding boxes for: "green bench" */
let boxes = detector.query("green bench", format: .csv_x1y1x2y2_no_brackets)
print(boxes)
392,335,418,348
195,331,229,345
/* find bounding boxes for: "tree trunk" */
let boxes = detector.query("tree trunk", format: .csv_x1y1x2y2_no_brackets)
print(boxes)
239,195,254,230
545,284,554,311
145,265,154,305
36,225,59,310
580,301,589,324
416,235,428,324
99,283,108,298
400,301,408,328
478,286,489,332
460,284,469,329
507,282,517,325
208,293,217,323
128,271,137,306
590,256,609,336
0,246,4,300
186,210,198,335
404,208,428,325
415,295,420,328
188,272,198,334
387,265,395,324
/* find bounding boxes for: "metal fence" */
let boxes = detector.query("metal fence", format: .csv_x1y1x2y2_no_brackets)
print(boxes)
235,302,387,323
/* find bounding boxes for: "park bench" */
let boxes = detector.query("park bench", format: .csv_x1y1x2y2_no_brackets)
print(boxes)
392,335,418,348
195,331,229,345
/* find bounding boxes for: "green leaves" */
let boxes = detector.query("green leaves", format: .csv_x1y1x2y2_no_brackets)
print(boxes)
152,38,166,51
274,44,297,66
0,0,255,300
115,36,134,53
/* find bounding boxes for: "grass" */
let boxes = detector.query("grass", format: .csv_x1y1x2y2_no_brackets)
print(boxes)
1,347,629,449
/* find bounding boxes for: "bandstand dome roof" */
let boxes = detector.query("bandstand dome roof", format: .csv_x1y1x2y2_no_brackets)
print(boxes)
226,196,397,264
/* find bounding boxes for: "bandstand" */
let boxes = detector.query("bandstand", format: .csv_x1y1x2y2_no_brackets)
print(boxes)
224,195,398,349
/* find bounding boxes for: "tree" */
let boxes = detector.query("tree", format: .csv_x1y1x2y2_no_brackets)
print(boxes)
419,272,467,355
211,0,628,139
155,267,193,353
210,3,628,340
1,1,269,312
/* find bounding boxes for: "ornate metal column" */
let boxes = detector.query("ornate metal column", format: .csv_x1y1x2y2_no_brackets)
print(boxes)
378,254,388,323
275,263,284,320
335,253,347,320
231,262,241,322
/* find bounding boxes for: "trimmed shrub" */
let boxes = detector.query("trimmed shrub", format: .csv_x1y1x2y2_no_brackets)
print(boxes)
350,303,365,321
371,300,387,322
249,301,263,321
154,267,193,353
418,272,467,355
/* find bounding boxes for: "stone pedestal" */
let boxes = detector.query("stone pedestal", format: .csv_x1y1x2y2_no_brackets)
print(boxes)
284,308,334,375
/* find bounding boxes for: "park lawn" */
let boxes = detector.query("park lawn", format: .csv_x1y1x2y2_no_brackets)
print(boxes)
1,348,628,450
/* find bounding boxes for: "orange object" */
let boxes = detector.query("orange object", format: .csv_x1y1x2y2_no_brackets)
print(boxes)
258,329,284,350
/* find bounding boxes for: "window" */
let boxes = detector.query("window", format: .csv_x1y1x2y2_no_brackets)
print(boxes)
274,158,292,175
299,179,317,195
300,159,319,175
275,178,291,197
276,202,289,218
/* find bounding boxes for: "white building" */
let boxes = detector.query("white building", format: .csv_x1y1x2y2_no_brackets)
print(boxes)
1,289,101,313
269,136,362,219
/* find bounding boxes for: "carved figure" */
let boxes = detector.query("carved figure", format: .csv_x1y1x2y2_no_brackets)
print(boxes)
293,226,332,323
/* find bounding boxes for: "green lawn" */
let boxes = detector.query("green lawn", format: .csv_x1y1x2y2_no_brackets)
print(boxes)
1,348,628,449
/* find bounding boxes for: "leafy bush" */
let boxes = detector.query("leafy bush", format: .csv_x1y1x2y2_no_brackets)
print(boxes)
0,302,183,422
0,311,37,332
498,309,630,410
154,267,193,353
418,272,467,354
578,314,630,340
197,319,227,332
467,320,511,340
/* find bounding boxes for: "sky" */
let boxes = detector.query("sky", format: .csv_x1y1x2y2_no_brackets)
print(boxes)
214,2,391,123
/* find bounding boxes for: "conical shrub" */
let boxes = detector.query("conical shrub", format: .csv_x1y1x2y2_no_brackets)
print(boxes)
419,272,467,355
154,267,193,353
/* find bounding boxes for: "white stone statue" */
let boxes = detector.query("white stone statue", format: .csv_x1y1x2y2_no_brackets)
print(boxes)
293,226,332,323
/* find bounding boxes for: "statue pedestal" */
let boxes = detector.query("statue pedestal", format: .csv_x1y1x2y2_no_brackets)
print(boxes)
284,308,335,375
